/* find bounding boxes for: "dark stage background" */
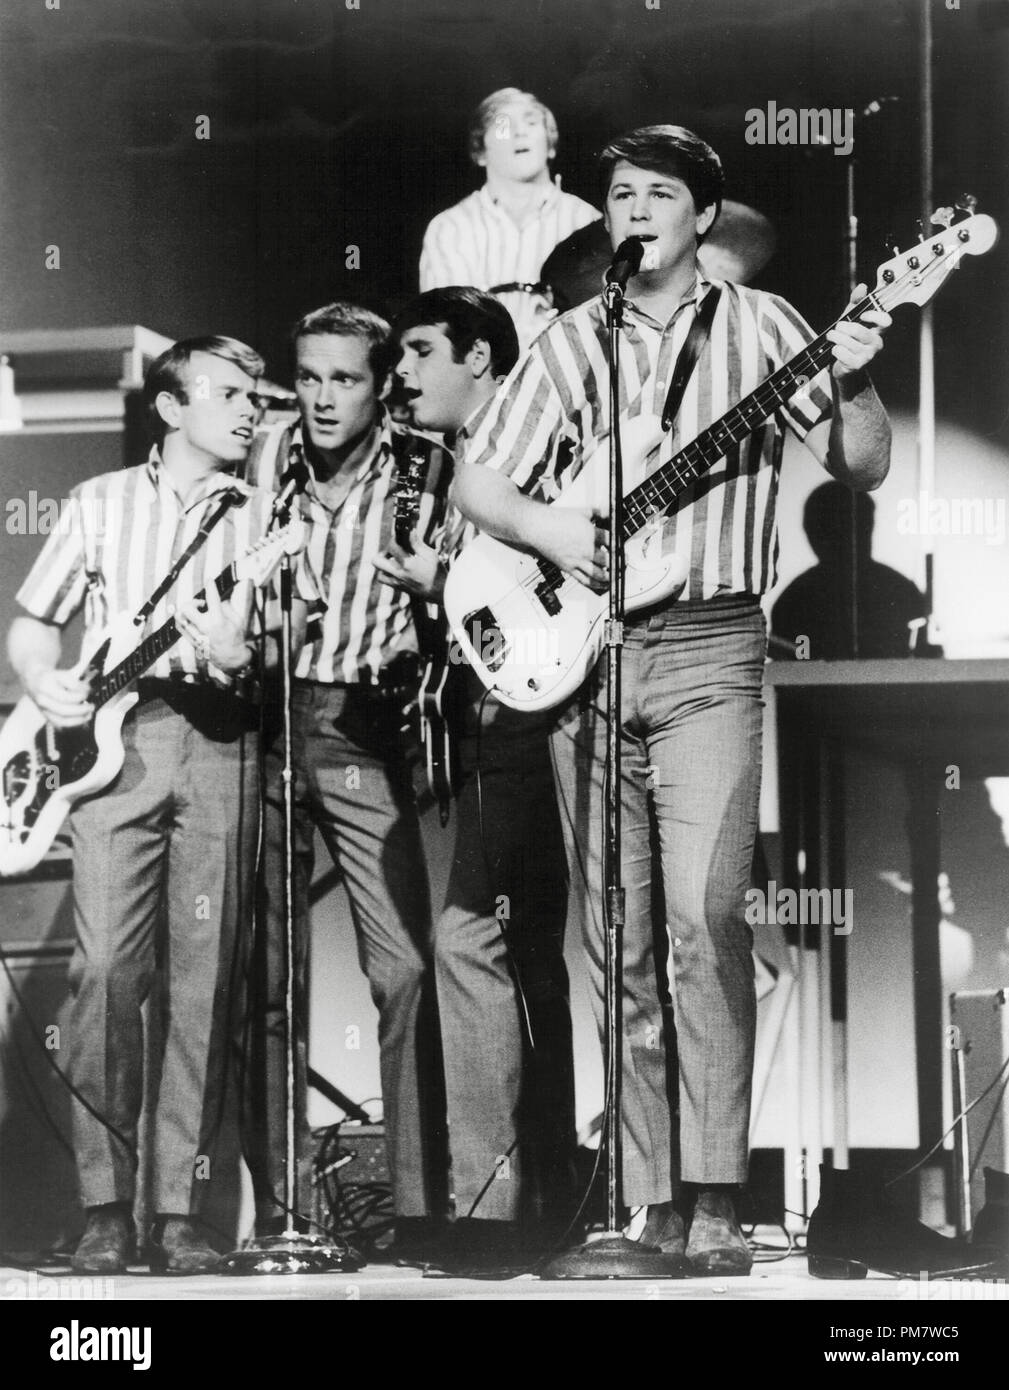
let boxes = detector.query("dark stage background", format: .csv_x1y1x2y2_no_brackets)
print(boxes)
0,0,1006,442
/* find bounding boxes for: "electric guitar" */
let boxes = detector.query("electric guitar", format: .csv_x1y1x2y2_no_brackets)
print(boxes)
444,203,999,712
0,519,305,876
393,445,458,826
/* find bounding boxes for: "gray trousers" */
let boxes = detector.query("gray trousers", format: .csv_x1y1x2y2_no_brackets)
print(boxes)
435,673,574,1222
250,680,445,1221
67,687,259,1214
550,598,766,1204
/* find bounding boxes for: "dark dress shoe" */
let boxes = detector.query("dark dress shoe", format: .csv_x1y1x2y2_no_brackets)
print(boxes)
807,1164,1000,1280
148,1217,221,1275
971,1167,1009,1268
72,1207,135,1274
686,1191,753,1275
422,1218,530,1278
374,1216,447,1268
639,1201,686,1256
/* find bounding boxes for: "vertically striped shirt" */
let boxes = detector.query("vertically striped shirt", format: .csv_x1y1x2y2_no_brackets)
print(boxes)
245,413,445,684
419,183,599,351
463,270,834,600
15,455,279,681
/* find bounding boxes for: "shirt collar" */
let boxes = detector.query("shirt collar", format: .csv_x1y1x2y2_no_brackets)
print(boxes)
144,446,248,510
291,408,391,506
479,180,560,221
596,260,717,332
451,397,495,458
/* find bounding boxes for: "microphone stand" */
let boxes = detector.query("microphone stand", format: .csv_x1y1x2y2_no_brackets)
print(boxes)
221,470,363,1276
542,270,687,1280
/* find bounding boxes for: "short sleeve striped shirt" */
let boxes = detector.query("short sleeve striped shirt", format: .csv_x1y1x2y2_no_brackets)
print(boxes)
15,455,280,681
463,270,834,600
245,414,445,685
419,184,600,350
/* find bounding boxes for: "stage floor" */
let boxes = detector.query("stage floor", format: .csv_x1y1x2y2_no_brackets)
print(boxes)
4,1233,1008,1302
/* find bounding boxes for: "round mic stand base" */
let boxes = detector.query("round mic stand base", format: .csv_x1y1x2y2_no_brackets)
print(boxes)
220,1231,365,1277
539,1233,690,1281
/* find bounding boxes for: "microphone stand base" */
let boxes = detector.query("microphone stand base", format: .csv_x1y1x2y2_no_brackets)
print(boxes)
539,1233,691,1281
219,1232,366,1276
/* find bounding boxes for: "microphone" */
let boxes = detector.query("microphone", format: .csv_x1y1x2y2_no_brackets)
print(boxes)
605,236,646,291
271,450,311,517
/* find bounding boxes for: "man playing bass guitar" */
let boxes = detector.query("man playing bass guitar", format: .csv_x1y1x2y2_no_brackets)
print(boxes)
452,126,892,1274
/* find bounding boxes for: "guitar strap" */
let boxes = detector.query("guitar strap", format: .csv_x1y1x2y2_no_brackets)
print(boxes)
660,284,722,433
133,486,245,626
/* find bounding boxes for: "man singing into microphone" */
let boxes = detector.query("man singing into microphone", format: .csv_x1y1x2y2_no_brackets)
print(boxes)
243,303,449,1259
452,125,892,1274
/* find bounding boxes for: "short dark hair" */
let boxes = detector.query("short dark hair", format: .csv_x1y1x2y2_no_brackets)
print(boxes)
392,288,520,379
291,301,395,386
144,335,265,444
468,87,559,166
599,124,724,239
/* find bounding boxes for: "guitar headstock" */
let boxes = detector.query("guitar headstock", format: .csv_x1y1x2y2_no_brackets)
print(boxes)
394,452,427,553
872,200,999,312
234,517,308,589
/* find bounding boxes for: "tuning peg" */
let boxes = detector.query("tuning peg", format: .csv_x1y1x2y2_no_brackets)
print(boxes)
931,206,955,229
884,231,900,256
955,193,978,213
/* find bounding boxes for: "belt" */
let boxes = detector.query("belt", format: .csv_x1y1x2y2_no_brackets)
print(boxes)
295,655,421,699
135,676,249,703
488,280,549,296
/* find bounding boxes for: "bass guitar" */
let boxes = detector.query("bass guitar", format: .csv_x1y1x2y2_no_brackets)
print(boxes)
443,203,998,711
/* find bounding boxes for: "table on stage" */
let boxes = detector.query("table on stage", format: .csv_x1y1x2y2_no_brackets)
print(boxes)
762,657,1009,1224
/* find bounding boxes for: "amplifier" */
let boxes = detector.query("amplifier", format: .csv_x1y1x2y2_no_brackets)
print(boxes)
312,1123,392,1245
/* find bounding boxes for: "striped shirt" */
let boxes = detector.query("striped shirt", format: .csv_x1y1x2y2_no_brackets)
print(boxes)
419,183,599,351
245,413,447,685
464,269,834,600
15,454,280,682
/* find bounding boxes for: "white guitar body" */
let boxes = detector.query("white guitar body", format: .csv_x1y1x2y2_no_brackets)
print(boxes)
0,615,142,876
0,518,304,876
444,208,999,714
444,417,690,712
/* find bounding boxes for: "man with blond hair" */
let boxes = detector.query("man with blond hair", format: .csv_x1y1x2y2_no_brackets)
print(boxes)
419,87,598,351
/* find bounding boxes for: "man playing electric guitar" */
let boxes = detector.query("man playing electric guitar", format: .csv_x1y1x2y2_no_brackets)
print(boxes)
377,287,576,1272
7,337,289,1274
452,126,892,1274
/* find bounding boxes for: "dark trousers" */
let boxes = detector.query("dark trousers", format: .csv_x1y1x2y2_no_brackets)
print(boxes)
435,669,576,1223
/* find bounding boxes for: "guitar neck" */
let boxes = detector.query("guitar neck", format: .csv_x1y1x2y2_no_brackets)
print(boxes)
621,292,876,539
91,567,238,708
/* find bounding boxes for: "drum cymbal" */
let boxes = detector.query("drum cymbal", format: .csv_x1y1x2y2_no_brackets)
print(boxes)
541,202,777,310
699,200,777,284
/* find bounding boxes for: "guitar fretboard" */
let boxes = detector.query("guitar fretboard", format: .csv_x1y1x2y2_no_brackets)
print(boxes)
620,293,876,539
91,567,238,708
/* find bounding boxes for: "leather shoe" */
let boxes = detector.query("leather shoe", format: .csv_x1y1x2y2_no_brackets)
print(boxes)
972,1167,1009,1267
686,1191,753,1276
422,1218,530,1278
807,1164,999,1280
376,1216,447,1268
638,1201,686,1256
148,1216,221,1275
72,1206,135,1274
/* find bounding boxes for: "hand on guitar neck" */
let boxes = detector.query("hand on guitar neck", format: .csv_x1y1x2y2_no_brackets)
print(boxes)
175,578,254,674
373,534,446,603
